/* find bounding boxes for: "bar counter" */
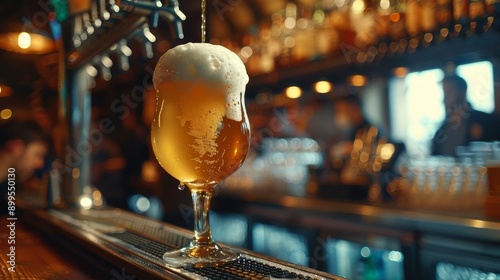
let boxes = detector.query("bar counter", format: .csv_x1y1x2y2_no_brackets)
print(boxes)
0,220,101,279
213,190,500,242
3,196,345,280
211,190,500,279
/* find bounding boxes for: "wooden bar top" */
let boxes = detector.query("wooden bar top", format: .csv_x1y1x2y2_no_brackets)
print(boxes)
1,217,100,280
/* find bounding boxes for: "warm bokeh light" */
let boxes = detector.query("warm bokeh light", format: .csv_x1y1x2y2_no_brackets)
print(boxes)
381,143,395,161
379,0,390,10
393,67,408,77
79,196,93,210
285,86,302,99
351,0,365,14
0,32,55,54
0,109,12,120
314,80,332,93
17,32,31,49
390,12,401,23
86,65,98,77
349,75,367,87
0,85,10,98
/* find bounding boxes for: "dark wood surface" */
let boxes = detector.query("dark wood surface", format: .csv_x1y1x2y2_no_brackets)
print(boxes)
0,217,100,280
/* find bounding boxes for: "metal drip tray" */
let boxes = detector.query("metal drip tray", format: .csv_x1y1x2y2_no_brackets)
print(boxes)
44,209,342,280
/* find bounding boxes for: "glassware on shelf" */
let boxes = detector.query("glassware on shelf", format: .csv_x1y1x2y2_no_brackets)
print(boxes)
388,141,494,211
221,137,323,197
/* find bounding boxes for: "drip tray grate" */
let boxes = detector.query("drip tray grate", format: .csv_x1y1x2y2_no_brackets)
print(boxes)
106,231,316,279
47,209,338,279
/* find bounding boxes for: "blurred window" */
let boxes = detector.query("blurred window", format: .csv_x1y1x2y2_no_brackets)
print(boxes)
456,61,495,113
389,61,495,156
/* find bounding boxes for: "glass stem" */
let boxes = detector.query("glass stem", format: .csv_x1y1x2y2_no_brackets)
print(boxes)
190,188,214,246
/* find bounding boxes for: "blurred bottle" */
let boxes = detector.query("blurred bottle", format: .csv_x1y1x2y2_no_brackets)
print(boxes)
350,0,378,47
454,0,470,20
469,0,487,18
313,3,339,57
453,0,470,36
469,0,487,34
486,0,500,30
405,0,421,37
292,8,316,62
376,0,394,43
421,0,437,32
329,0,355,47
389,0,408,41
436,0,453,39
421,0,437,45
486,0,500,14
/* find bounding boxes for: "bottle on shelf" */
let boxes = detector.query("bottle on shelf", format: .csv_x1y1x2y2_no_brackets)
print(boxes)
405,0,421,37
485,0,500,30
350,0,379,48
421,0,437,45
452,0,470,36
436,0,453,40
469,0,487,34
387,0,407,41
470,0,487,18
486,0,500,14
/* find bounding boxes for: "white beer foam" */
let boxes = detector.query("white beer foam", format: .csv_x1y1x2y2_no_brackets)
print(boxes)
153,43,249,122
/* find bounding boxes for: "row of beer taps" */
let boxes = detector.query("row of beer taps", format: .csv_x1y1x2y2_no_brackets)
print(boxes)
69,0,185,83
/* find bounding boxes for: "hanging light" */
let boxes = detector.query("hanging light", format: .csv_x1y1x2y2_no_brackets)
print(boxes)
0,1,57,54
393,67,408,77
285,86,302,99
349,75,367,87
0,31,55,54
314,80,333,94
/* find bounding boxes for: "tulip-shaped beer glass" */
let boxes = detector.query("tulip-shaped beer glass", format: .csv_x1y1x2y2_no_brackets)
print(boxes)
151,43,250,268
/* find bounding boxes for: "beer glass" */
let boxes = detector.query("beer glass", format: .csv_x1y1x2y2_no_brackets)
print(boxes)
151,43,250,268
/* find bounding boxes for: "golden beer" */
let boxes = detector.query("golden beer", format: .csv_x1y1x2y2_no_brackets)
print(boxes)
151,80,250,187
151,42,249,267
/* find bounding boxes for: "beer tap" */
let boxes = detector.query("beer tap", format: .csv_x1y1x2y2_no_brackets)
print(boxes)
98,0,111,22
99,54,113,81
90,1,102,29
109,0,127,20
138,24,156,59
110,39,132,71
118,39,132,71
85,64,99,88
72,14,84,47
118,0,186,39
82,12,95,35
53,0,185,209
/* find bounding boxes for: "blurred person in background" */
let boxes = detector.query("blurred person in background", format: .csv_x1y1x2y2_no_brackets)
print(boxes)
0,119,51,214
330,94,378,160
431,75,500,156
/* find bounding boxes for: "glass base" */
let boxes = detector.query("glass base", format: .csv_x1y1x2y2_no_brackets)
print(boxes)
163,243,240,268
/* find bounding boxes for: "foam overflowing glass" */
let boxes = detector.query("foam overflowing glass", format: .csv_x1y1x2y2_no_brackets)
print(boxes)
151,43,250,268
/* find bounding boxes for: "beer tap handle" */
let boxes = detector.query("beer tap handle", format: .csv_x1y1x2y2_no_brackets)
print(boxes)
119,0,186,39
85,64,99,88
82,12,94,35
143,24,155,58
90,1,102,28
98,0,111,21
111,39,132,71
109,0,126,20
100,55,113,81
73,14,84,47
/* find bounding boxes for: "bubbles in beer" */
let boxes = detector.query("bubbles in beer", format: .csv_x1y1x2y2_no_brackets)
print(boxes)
151,43,250,185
